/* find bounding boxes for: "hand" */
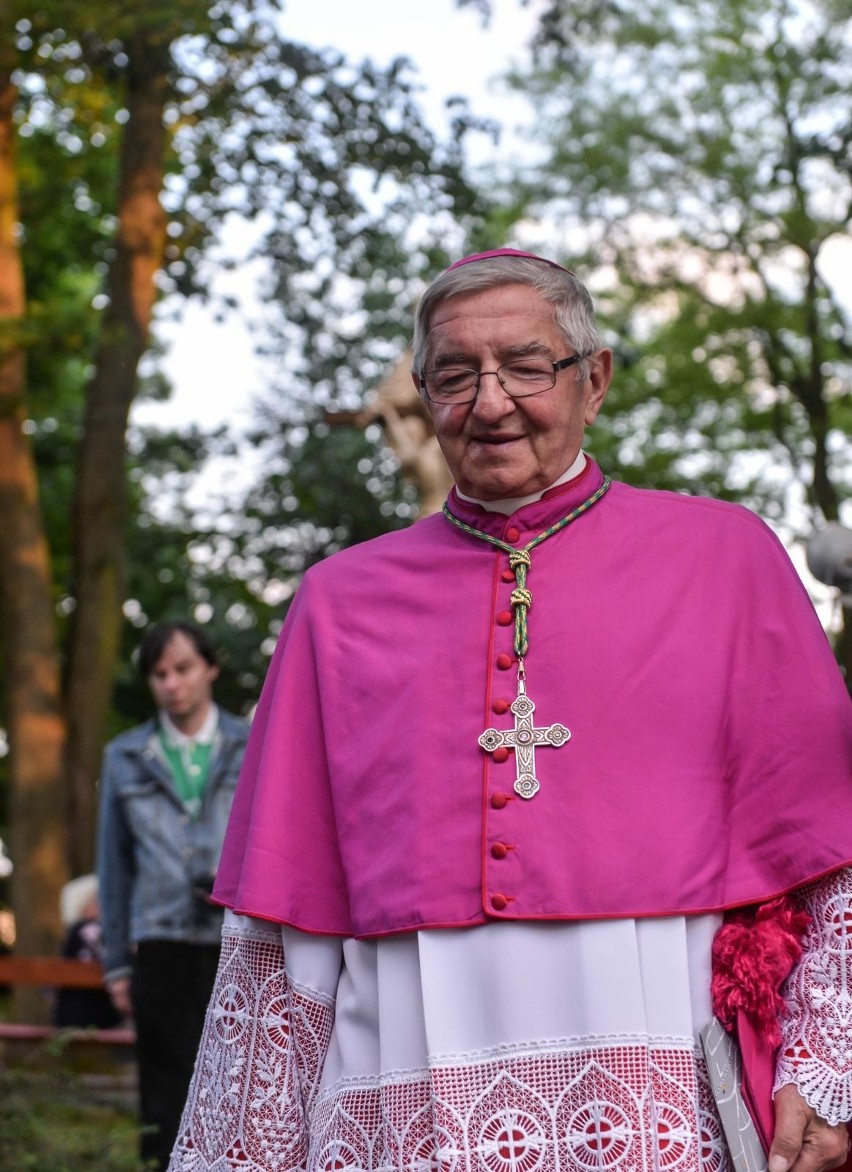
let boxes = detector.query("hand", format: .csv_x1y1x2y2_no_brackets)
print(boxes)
769,1084,850,1172
107,976,133,1020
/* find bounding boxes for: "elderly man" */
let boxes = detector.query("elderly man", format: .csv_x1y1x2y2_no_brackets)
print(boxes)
168,250,852,1172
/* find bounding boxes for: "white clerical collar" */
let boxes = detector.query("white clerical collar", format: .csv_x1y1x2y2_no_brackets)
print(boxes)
456,451,587,516
158,704,219,748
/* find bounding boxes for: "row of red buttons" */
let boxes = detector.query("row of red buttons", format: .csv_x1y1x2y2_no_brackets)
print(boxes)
488,529,521,916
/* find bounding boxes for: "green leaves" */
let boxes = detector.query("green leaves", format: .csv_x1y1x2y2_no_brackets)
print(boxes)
499,0,851,528
4,1,488,743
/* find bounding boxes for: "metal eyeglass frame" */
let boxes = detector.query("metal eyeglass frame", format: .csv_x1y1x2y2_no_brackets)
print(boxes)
419,353,590,405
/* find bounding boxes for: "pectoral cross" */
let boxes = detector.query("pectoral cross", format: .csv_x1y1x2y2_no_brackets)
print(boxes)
478,675,570,799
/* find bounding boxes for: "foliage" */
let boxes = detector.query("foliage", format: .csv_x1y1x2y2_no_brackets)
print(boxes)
14,0,492,348
0,1062,143,1170
486,0,851,532
0,0,493,840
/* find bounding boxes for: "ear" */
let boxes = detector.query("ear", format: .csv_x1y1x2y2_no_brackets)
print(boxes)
411,370,424,398
584,349,612,426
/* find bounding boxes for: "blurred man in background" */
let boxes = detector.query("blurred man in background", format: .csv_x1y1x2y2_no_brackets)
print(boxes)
98,619,249,1171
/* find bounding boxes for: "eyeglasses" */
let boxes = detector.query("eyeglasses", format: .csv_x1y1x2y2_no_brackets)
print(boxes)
419,354,590,405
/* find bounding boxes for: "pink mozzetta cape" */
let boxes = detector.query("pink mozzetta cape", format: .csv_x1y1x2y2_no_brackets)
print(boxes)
215,461,852,937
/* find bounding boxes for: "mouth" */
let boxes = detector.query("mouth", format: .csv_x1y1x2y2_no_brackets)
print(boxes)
470,433,524,447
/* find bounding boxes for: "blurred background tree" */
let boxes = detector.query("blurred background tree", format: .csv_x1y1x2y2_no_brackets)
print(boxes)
469,0,851,660
0,0,487,999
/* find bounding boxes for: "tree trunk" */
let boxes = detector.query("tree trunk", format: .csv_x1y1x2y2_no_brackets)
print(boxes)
64,38,171,874
0,72,69,1021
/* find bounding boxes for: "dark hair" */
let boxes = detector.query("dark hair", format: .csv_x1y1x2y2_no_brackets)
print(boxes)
137,621,219,678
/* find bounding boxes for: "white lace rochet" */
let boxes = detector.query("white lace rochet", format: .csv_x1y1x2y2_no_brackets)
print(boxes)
775,867,852,1125
169,869,852,1171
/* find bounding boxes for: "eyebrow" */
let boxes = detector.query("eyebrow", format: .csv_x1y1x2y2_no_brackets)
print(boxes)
153,657,195,673
430,340,554,367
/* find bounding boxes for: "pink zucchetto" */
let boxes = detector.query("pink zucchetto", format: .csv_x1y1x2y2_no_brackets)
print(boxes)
447,248,573,273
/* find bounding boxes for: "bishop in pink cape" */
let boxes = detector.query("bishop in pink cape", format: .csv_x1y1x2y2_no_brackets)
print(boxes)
216,457,852,938
198,251,852,1172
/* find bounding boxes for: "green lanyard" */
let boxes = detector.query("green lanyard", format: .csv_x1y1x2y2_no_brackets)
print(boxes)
442,476,612,802
158,733,214,818
442,477,611,660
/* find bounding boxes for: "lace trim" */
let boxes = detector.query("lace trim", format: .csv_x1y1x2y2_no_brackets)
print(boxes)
222,912,283,943
311,1034,699,1099
774,867,852,1125
308,1043,729,1172
433,1032,697,1070
169,927,732,1172
171,918,335,1169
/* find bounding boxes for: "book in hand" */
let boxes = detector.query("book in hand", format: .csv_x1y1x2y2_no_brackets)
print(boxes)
700,1017,768,1172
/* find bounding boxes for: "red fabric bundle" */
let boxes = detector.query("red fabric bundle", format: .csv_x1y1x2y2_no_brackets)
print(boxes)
711,896,812,1150
712,896,811,1047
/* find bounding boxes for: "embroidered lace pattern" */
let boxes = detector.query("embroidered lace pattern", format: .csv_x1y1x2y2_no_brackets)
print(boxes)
306,1042,729,1172
775,867,852,1124
170,921,335,1170
170,923,733,1172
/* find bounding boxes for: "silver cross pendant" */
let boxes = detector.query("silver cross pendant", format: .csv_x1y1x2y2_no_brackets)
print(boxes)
478,674,570,799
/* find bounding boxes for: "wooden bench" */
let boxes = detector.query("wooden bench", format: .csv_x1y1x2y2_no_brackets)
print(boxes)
0,955,136,1046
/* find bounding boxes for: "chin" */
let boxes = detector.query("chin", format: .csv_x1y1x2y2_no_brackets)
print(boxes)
466,473,540,500
460,455,545,499
465,485,523,501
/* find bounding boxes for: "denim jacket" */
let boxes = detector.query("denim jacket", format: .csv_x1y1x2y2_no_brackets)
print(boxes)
97,708,250,980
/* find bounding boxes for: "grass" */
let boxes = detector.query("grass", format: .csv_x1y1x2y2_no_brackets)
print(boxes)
0,1051,151,1171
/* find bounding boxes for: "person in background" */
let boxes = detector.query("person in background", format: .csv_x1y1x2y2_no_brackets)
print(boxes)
170,251,851,1172
54,873,122,1030
98,620,250,1172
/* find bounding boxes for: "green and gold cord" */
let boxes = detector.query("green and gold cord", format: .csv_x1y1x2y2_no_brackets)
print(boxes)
442,476,611,660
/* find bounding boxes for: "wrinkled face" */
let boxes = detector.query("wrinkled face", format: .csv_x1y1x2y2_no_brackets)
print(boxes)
416,284,611,500
147,632,218,730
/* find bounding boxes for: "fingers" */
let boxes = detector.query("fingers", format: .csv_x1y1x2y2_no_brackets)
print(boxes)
785,1124,849,1172
770,1086,850,1172
107,975,133,1019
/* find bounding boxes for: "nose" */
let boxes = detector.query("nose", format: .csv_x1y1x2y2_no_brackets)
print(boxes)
471,371,516,421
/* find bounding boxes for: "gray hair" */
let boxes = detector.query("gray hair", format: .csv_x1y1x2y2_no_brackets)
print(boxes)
411,256,604,382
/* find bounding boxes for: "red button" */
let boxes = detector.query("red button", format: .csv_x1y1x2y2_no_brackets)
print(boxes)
492,746,510,763
492,698,510,714
491,792,509,809
496,653,513,671
496,610,512,626
491,893,509,911
501,569,515,583
491,842,509,859
506,527,520,543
